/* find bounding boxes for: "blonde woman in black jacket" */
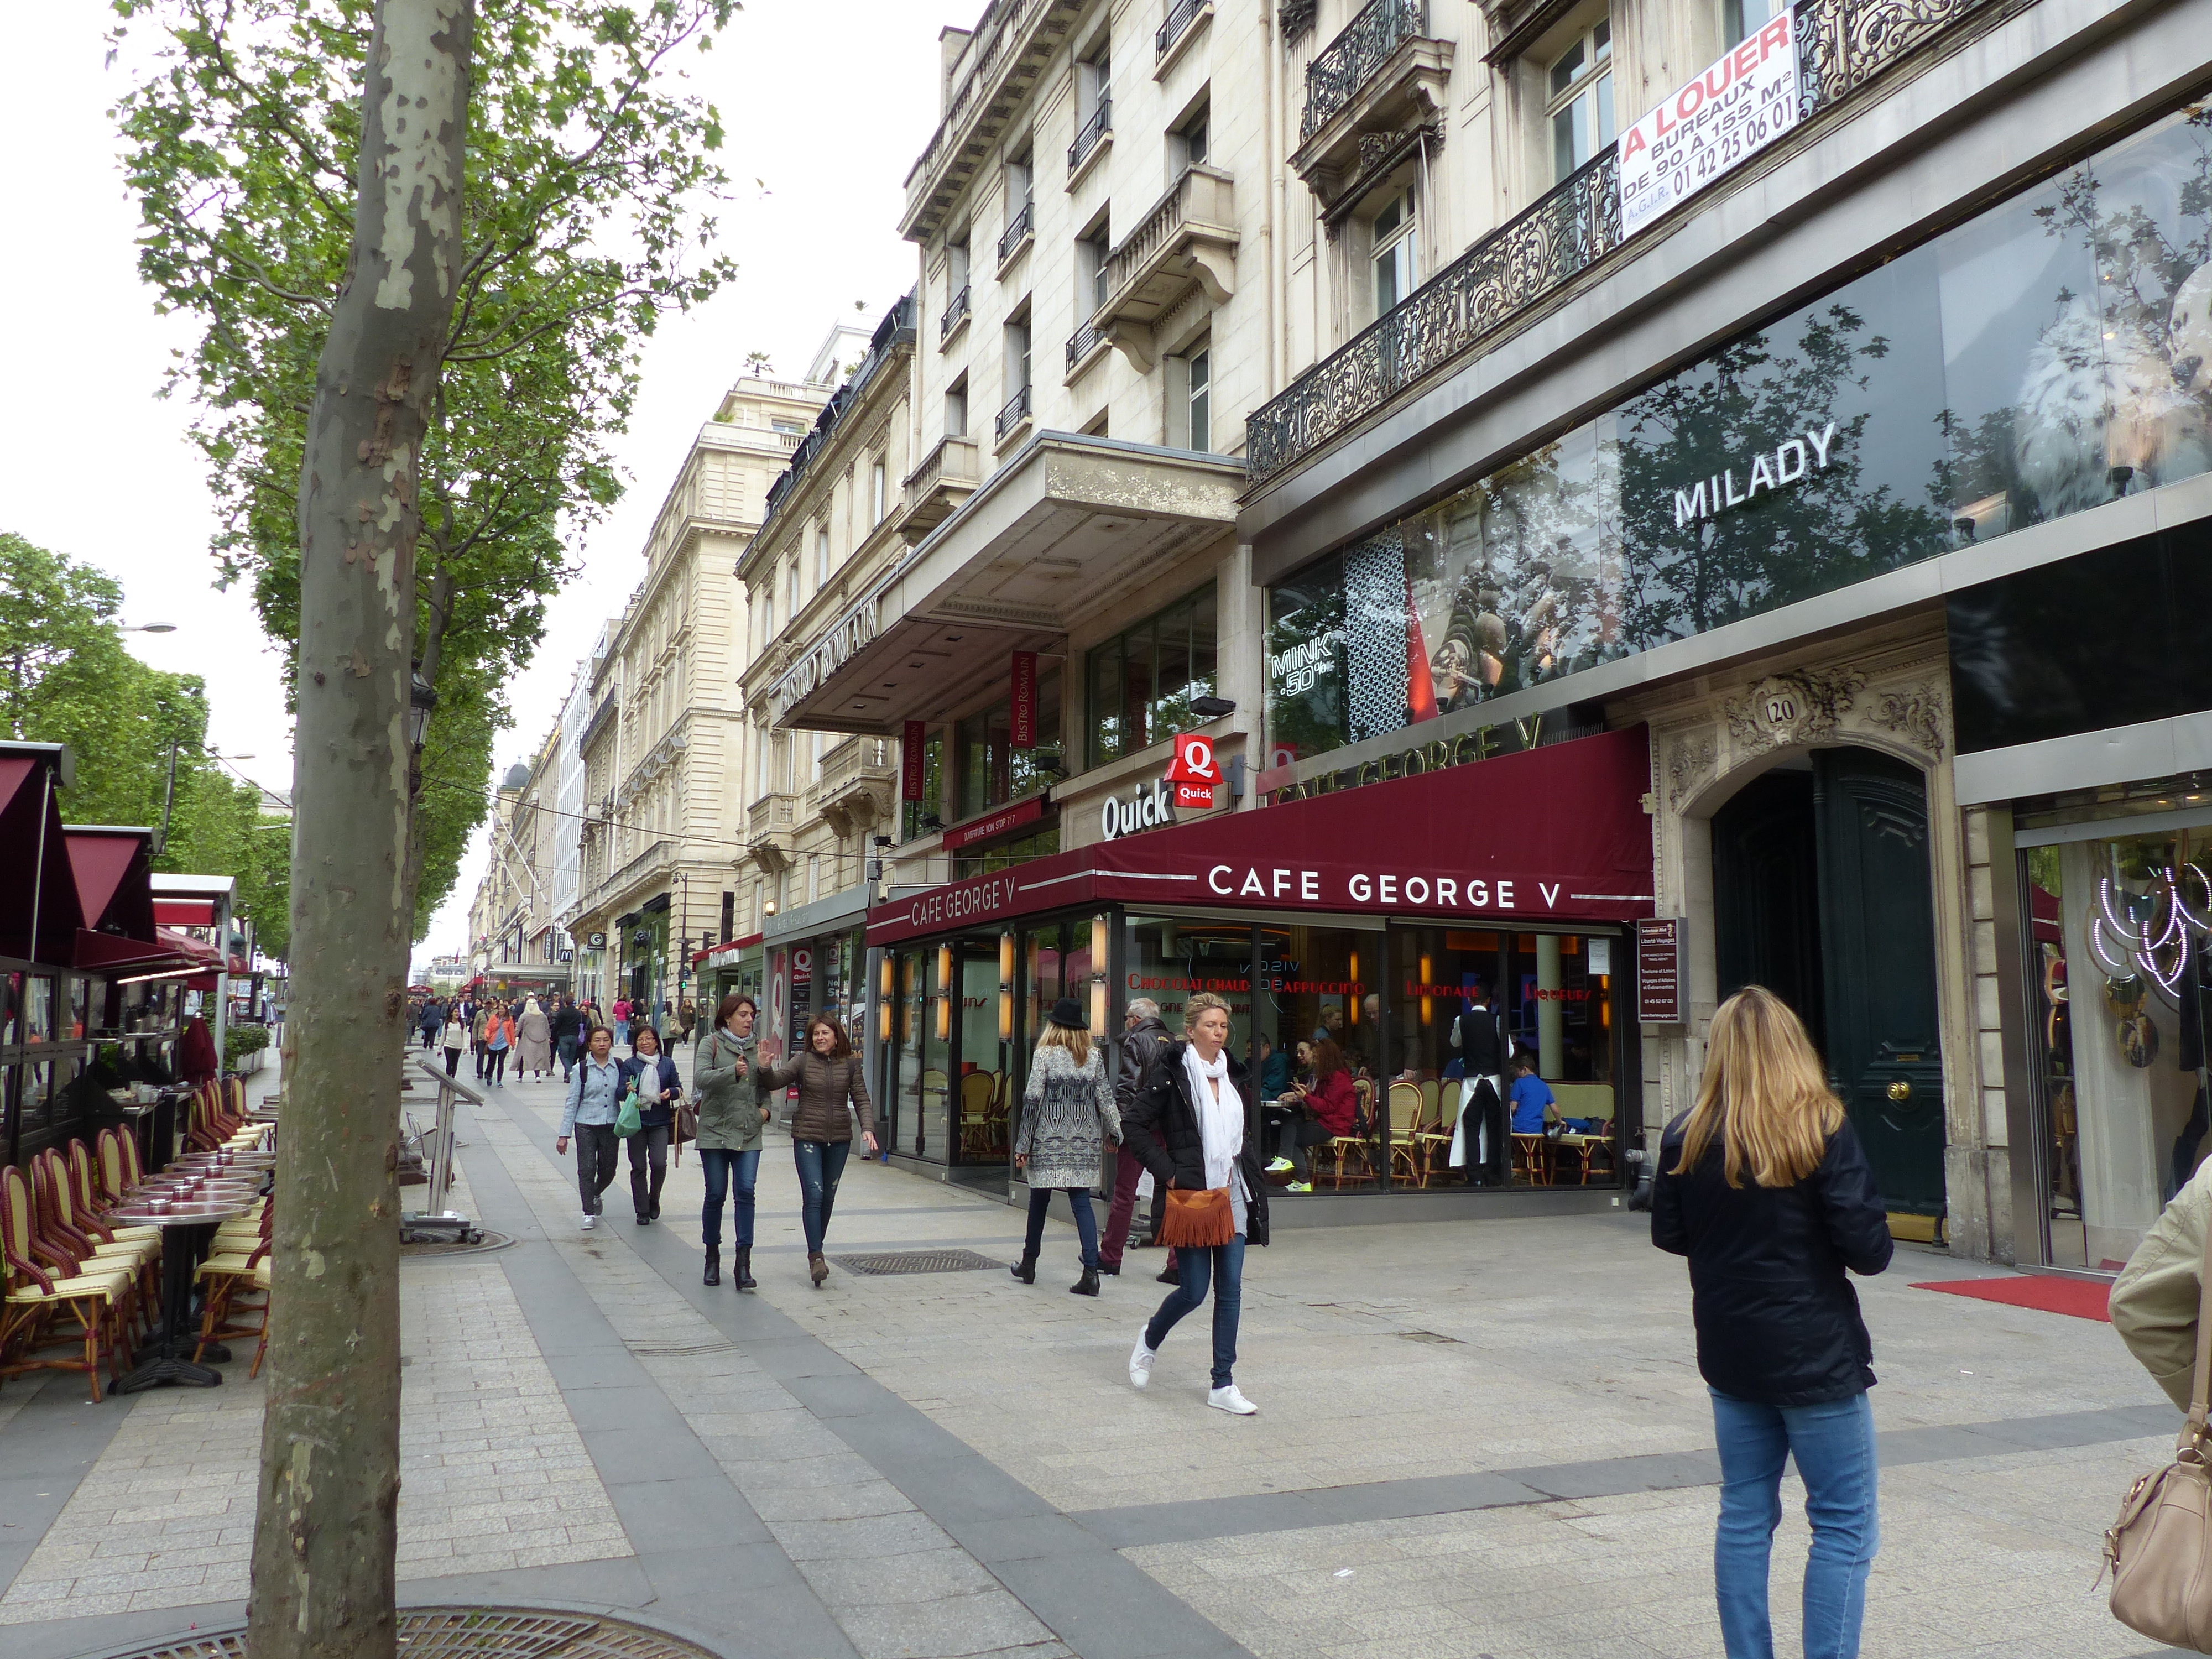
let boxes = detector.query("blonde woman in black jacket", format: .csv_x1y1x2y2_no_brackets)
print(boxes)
1653,985,1892,1659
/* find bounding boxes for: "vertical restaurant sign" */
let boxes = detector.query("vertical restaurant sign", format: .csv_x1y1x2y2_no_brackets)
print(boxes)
901,719,926,801
1010,651,1037,750
1617,12,1799,240
1636,917,1686,1023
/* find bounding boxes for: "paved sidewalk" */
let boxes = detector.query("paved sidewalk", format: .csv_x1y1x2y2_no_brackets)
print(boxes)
0,1057,2185,1659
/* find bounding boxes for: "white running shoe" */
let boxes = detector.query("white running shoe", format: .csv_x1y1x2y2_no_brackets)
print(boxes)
1264,1156,1293,1173
1208,1384,1258,1415
580,1213,596,1232
1129,1331,1157,1389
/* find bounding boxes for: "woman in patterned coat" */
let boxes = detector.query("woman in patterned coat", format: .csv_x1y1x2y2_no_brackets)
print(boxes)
1011,998,1121,1297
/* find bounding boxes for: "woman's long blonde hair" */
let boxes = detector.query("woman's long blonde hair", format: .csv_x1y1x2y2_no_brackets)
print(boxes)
1674,986,1844,1188
1039,1020,1091,1068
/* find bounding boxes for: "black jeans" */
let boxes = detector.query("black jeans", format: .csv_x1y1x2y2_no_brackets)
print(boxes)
442,1046,463,1078
1275,1119,1328,1180
626,1124,670,1219
573,1123,619,1216
484,1047,508,1085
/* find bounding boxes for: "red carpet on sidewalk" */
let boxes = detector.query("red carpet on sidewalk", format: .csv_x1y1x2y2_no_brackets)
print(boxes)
1911,1275,2112,1322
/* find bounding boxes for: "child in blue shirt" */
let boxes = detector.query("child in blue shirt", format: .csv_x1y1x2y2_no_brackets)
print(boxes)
1509,1055,1555,1133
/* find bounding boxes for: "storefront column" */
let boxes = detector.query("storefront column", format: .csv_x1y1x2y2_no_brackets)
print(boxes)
1537,934,1563,1079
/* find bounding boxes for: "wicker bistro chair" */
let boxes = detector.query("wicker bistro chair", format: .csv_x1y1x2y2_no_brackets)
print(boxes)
1322,1078,1375,1188
1421,1079,1462,1183
1386,1082,1427,1187
195,1203,273,1364
33,1152,155,1322
63,1141,161,1308
0,1166,135,1401
958,1071,995,1156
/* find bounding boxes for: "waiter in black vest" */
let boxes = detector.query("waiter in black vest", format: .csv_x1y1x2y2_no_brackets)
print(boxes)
1451,983,1512,1186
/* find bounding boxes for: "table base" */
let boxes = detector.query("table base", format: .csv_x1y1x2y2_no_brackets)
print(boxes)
114,1352,223,1392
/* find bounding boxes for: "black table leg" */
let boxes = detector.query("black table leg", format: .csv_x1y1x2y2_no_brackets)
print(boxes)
113,1221,223,1392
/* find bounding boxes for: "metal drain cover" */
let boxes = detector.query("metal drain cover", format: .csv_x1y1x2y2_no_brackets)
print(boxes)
77,1607,719,1659
832,1247,1005,1276
401,1228,516,1259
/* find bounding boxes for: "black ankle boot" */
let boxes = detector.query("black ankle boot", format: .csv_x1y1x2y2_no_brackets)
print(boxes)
736,1247,756,1291
1010,1250,1037,1284
703,1247,720,1287
1070,1265,1100,1297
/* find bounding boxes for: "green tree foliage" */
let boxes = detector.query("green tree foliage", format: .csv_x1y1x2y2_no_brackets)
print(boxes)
0,531,290,958
109,0,741,937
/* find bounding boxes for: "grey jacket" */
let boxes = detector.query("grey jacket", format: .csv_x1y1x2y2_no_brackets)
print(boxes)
1018,1041,1121,1191
2112,1160,2212,1411
692,1028,768,1152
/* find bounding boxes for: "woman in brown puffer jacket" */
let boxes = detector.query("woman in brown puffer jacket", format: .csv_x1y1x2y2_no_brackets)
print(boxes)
757,1013,878,1287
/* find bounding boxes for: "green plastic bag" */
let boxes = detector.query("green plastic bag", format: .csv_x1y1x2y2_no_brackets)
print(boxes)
613,1094,643,1139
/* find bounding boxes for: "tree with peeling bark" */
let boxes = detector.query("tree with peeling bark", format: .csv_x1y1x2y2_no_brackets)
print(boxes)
110,0,743,936
246,5,471,1653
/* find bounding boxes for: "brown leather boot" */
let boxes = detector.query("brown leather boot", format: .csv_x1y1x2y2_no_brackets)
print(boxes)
808,1251,828,1287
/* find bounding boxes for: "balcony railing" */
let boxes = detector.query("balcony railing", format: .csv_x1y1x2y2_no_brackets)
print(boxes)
940,283,972,341
1249,0,2008,484
1067,92,1112,176
1301,0,1425,142
1157,0,1206,58
1066,319,1105,371
995,382,1034,442
998,199,1034,266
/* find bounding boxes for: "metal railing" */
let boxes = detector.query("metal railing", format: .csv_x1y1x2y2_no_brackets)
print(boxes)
995,382,1034,441
1301,0,1426,142
1067,92,1112,175
940,283,972,340
1157,0,1206,57
1249,0,2010,483
1066,319,1105,370
998,199,1034,265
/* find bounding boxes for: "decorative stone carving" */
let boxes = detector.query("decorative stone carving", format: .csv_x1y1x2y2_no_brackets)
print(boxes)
1279,0,1317,45
1866,683,1949,758
1666,732,1718,808
1723,668,1869,754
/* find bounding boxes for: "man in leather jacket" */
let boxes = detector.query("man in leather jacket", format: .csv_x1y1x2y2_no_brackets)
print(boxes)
1100,999,1175,1276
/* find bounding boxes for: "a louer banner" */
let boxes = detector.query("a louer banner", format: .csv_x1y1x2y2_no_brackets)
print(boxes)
867,726,1655,947
1618,12,1800,239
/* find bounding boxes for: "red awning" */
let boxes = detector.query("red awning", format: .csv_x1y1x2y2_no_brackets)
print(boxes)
154,897,220,927
693,931,765,966
158,926,223,967
868,726,1655,948
0,753,86,964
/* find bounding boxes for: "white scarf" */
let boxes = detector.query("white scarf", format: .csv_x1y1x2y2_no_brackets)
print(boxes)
1183,1042,1241,1194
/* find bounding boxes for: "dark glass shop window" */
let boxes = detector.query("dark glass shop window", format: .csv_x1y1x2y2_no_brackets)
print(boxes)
954,671,1062,820
1086,588,1219,768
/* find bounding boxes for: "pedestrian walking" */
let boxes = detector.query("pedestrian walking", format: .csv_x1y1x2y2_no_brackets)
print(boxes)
440,1009,468,1079
612,995,632,1051
551,995,584,1082
1011,998,1121,1295
557,1025,630,1232
472,999,493,1081
515,995,554,1081
483,1001,514,1086
757,1014,878,1287
622,1025,680,1225
1652,984,1891,1659
418,997,442,1051
1100,997,1175,1278
1121,992,1269,1415
677,997,697,1046
694,994,768,1289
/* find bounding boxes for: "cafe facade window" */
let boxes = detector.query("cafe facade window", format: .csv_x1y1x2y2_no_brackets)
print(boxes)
1266,103,2212,765
953,667,1063,821
1085,586,1219,769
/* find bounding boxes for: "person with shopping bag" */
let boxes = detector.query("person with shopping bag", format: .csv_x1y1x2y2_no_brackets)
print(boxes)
1652,985,1891,1659
557,1025,632,1232
1120,992,1269,1415
1010,998,1120,1296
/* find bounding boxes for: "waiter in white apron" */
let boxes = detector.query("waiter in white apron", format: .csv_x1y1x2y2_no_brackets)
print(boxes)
1448,984,1512,1185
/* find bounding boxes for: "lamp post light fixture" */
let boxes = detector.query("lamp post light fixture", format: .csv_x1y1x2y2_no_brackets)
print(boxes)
406,667,439,751
122,623,179,634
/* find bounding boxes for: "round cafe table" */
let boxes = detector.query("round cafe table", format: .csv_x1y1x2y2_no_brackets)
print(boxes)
106,1190,257,1392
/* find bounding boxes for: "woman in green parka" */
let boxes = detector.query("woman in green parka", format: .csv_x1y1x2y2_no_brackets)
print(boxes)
693,993,771,1290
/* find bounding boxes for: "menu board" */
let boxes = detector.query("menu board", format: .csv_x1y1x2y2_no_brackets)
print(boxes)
1636,917,1686,1024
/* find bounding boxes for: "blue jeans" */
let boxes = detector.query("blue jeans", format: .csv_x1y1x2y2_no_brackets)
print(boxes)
614,1020,629,1048
792,1139,851,1254
1145,1233,1245,1387
557,1035,580,1079
1710,1388,1879,1659
1024,1186,1099,1268
700,1148,760,1249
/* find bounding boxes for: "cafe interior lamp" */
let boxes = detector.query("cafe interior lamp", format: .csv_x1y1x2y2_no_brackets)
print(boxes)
1420,954,1433,1027
879,954,895,1042
998,931,1015,1043
1089,913,1110,1035
936,942,953,1042
1348,949,1360,1024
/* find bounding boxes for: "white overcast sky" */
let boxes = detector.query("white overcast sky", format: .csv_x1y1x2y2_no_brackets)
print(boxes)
0,2,956,964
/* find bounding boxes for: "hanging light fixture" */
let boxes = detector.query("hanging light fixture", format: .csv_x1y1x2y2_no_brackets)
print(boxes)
1348,947,1360,1024
936,942,953,1043
879,953,895,1043
407,665,439,751
1089,914,1110,1035
998,931,1015,1044
1420,954,1433,1027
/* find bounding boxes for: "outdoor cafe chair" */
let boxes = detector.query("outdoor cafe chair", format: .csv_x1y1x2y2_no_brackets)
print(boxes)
1,1165,134,1401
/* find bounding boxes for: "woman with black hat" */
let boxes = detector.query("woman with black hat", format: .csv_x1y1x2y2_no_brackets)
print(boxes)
1011,998,1121,1296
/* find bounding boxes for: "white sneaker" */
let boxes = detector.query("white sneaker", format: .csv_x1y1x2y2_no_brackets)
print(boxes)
580,1214,596,1232
1264,1156,1293,1173
1208,1384,1258,1415
1129,1331,1157,1389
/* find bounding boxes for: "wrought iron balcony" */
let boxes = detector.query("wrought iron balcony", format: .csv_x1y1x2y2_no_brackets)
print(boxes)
994,383,1034,443
1067,92,1112,177
1301,0,1425,142
1066,319,1106,373
940,283,972,342
997,199,1035,267
1157,0,1208,59
1249,0,2011,485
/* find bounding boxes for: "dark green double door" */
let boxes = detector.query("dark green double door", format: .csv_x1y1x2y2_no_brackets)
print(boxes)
1713,749,1947,1218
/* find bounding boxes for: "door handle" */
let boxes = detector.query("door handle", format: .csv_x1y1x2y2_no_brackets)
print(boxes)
1886,1079,1912,1102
